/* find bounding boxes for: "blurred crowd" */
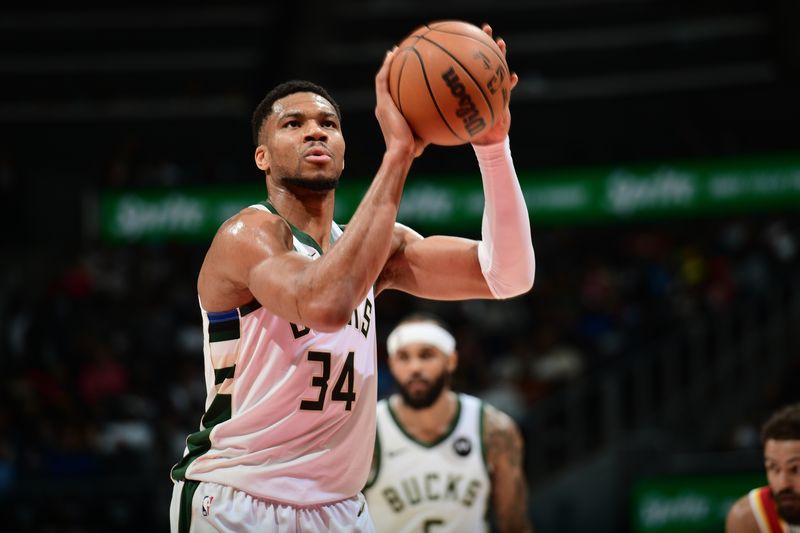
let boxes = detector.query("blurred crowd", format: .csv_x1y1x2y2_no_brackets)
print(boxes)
0,212,798,531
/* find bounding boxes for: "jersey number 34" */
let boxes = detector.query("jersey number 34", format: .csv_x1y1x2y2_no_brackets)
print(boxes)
300,351,356,411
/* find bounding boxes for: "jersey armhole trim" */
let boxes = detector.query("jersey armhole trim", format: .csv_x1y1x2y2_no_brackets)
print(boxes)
363,425,381,490
479,400,490,476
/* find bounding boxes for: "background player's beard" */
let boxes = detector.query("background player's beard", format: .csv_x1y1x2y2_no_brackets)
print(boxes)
774,489,800,524
280,175,340,191
398,372,450,410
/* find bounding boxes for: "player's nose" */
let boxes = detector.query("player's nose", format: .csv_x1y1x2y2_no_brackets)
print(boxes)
303,121,328,142
775,471,794,492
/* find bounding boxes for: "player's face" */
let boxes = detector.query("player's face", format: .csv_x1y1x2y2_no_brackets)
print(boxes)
389,342,457,409
256,92,345,190
765,439,800,524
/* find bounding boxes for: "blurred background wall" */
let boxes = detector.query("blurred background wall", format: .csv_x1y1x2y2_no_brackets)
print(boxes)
1,0,799,531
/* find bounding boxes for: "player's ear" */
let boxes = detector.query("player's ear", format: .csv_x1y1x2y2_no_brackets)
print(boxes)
448,351,458,373
255,144,270,173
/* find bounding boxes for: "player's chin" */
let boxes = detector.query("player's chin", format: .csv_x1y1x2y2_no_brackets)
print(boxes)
281,175,340,192
776,498,800,524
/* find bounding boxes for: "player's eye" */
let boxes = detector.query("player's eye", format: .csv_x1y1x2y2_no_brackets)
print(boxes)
322,120,338,129
285,120,301,128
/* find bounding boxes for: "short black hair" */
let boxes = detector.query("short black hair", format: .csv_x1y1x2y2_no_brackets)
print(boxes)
251,80,342,145
761,404,800,444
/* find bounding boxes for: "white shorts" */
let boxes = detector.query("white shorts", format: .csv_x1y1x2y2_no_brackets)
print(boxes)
170,480,375,533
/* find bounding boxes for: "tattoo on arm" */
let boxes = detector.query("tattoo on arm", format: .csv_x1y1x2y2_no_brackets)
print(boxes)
484,404,534,533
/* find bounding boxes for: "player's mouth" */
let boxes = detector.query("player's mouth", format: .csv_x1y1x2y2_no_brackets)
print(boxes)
776,494,800,506
303,146,333,164
406,378,429,393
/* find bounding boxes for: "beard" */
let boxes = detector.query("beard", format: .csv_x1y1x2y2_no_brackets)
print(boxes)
280,175,340,192
397,372,450,410
774,489,800,525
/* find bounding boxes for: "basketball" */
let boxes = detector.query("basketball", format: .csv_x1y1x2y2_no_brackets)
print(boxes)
388,20,511,146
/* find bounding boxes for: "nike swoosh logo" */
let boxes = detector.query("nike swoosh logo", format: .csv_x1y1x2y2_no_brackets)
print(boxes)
387,448,408,458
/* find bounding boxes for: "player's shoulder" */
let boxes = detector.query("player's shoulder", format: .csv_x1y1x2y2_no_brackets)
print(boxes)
212,204,290,246
478,396,525,469
226,204,284,231
725,493,759,533
479,398,519,435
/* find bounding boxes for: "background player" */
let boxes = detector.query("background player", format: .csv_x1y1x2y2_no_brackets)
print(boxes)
169,26,535,532
364,314,535,533
726,404,800,533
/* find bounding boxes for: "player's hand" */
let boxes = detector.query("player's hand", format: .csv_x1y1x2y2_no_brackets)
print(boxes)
471,24,518,146
375,48,428,158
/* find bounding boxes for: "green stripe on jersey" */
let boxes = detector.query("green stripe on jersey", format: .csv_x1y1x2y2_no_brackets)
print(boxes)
239,298,262,316
260,200,338,255
170,393,232,481
214,366,236,385
364,426,381,490
178,479,200,533
387,394,462,448
209,329,239,343
479,401,489,475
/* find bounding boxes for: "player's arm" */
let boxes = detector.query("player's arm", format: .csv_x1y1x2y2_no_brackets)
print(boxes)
375,124,535,301
375,30,534,301
484,403,535,533
199,50,422,331
725,495,760,533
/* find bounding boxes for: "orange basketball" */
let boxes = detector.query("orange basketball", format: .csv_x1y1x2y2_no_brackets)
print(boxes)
388,20,511,146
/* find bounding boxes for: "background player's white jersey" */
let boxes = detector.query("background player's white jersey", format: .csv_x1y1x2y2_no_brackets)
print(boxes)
171,202,378,505
365,393,491,533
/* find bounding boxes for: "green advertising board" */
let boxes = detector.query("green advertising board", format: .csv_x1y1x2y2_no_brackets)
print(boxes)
631,473,764,533
99,152,800,242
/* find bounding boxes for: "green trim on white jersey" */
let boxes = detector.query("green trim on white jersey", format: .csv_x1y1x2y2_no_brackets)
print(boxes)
386,394,463,448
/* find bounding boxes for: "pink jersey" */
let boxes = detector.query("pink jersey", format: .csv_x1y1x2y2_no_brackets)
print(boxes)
171,203,378,505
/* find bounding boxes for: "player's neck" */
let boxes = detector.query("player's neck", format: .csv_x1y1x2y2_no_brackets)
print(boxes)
394,390,458,443
267,185,335,251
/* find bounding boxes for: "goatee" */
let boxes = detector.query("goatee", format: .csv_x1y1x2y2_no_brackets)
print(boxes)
281,176,340,191
774,490,800,525
398,373,449,410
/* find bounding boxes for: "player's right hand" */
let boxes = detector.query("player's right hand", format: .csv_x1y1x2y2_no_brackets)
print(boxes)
375,48,427,158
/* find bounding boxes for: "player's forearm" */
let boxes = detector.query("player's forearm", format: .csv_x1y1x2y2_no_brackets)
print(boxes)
299,148,414,329
495,483,534,533
474,136,535,298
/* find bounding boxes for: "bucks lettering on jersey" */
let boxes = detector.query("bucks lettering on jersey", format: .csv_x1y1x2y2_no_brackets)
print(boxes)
170,202,378,506
365,394,491,533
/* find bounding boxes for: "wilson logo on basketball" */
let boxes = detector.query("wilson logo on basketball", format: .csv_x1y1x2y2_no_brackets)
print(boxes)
441,67,486,137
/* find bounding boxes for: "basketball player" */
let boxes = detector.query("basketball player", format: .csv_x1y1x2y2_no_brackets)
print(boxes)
169,25,536,532
364,315,534,533
726,404,800,533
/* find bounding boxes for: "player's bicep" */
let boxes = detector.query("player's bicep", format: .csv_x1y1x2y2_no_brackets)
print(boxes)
377,224,492,299
484,405,534,533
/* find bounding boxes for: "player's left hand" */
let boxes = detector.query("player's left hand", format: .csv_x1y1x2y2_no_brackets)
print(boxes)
471,23,518,146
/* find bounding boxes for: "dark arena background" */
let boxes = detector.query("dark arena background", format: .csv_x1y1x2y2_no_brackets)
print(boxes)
1,0,799,531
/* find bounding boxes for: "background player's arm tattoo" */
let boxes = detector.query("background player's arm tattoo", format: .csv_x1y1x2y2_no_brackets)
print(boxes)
484,403,535,533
